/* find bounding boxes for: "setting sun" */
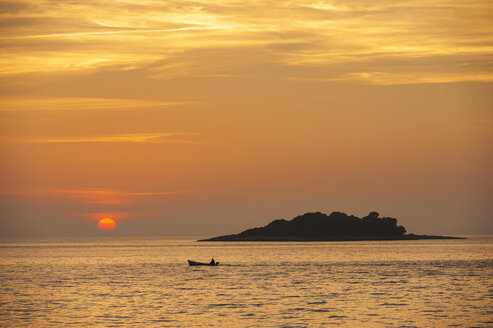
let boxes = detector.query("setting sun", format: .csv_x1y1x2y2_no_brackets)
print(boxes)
97,218,116,231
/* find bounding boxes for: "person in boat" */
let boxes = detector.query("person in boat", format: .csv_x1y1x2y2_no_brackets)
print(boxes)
210,258,216,265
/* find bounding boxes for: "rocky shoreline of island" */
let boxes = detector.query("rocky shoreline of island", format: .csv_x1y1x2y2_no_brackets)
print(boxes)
199,211,465,242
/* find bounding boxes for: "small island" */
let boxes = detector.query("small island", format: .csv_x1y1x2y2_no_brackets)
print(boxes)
199,211,464,241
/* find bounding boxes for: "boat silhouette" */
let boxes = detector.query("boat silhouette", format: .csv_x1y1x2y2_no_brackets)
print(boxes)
187,260,219,266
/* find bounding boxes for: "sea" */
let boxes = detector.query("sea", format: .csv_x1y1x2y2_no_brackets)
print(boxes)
0,236,492,327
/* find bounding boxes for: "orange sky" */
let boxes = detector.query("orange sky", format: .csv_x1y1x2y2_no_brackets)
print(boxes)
0,0,492,237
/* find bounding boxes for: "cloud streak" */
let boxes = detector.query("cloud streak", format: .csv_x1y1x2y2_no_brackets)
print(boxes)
1,25,233,40
0,97,199,112
0,188,198,205
1,133,208,144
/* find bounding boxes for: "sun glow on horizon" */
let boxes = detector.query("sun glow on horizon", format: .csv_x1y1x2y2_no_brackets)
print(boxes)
97,218,116,231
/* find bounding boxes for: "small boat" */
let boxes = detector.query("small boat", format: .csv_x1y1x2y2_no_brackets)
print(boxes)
187,260,219,266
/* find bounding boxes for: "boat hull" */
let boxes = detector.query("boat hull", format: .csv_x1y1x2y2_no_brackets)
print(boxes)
187,260,219,266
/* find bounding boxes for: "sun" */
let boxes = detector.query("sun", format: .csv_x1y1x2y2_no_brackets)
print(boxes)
98,218,116,231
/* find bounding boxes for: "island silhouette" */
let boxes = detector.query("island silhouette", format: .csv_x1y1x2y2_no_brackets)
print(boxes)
199,211,463,241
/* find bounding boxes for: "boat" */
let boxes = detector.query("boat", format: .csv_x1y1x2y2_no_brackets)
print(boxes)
187,260,219,266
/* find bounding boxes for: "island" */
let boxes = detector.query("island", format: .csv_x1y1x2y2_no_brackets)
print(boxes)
199,211,464,241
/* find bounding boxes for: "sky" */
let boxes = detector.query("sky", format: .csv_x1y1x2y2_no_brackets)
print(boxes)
0,0,492,237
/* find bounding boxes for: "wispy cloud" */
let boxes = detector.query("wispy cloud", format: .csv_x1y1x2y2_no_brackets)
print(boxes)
0,97,199,112
0,188,198,206
128,191,194,196
1,0,491,83
1,25,233,40
288,71,493,85
1,133,208,144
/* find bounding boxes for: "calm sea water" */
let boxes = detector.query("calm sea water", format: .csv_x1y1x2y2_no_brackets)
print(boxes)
0,236,492,327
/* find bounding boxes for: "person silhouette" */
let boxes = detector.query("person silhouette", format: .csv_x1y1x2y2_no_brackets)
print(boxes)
209,258,216,265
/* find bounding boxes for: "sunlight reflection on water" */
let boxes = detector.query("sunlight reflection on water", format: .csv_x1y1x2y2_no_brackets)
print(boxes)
0,237,492,327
